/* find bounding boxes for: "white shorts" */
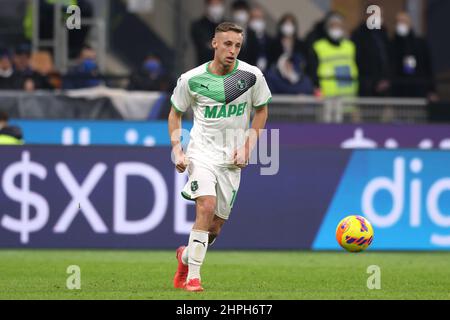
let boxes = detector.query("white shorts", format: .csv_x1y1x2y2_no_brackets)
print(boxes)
181,159,241,220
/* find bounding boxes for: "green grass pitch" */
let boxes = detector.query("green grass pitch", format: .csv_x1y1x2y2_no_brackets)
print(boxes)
0,250,449,300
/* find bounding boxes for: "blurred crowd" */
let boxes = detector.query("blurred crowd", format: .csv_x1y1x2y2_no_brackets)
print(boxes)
0,0,438,101
192,0,437,100
0,42,171,92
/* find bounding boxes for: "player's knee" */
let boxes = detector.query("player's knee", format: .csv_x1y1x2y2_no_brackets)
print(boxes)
197,198,216,217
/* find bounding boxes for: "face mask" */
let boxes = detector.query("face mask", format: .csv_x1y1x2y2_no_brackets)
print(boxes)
249,19,265,34
396,23,410,37
233,10,249,26
328,28,344,41
207,4,224,23
82,59,97,72
281,23,295,37
144,60,162,74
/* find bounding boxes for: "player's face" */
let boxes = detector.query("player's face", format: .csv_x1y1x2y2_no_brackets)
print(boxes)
212,31,243,68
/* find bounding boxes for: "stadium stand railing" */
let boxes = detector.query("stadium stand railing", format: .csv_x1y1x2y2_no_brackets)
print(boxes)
0,89,430,123
269,95,429,123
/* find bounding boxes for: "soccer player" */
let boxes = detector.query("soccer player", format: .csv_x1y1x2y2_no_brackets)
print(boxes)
168,22,271,292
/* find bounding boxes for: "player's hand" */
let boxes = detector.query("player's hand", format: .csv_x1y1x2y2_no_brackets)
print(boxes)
233,147,249,169
174,150,189,173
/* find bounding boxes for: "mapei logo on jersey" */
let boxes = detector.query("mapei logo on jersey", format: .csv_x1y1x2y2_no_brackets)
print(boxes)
204,102,247,119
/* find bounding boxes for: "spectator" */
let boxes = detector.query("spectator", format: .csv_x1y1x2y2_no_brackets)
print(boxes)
245,4,272,72
13,43,52,90
128,54,173,92
0,111,24,145
68,0,94,59
351,7,391,97
64,45,101,89
191,0,225,65
266,53,314,94
390,12,437,100
0,47,18,90
308,13,359,98
268,14,307,69
231,0,250,27
230,0,252,63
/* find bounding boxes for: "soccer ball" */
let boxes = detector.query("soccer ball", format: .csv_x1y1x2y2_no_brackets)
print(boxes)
336,215,374,252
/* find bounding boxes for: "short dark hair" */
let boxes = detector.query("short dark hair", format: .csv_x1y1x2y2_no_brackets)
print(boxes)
14,43,31,56
231,0,250,11
215,22,244,34
0,46,10,59
0,111,9,122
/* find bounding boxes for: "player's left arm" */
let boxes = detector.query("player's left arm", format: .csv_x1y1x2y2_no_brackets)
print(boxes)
234,69,271,168
234,105,268,168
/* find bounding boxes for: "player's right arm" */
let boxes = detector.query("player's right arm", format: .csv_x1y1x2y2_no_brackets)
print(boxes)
168,107,187,173
168,74,192,173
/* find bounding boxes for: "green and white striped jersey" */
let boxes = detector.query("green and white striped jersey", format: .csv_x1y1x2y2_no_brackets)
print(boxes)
171,59,272,166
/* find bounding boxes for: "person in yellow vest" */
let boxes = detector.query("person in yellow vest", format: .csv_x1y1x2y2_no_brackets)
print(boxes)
0,111,24,145
308,13,359,98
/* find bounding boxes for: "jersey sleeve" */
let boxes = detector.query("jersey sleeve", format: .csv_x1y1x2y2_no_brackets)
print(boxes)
252,70,272,108
170,75,192,113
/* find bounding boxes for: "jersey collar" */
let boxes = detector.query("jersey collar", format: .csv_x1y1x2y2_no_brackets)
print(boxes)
206,60,239,78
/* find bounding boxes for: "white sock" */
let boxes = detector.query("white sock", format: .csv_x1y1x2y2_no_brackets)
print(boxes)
181,247,188,265
187,229,209,281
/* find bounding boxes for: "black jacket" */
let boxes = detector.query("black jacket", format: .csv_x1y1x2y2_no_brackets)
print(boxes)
191,16,221,65
0,71,33,90
15,68,52,90
268,36,307,69
390,32,435,98
241,29,272,70
128,70,173,92
304,19,327,50
351,23,391,96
